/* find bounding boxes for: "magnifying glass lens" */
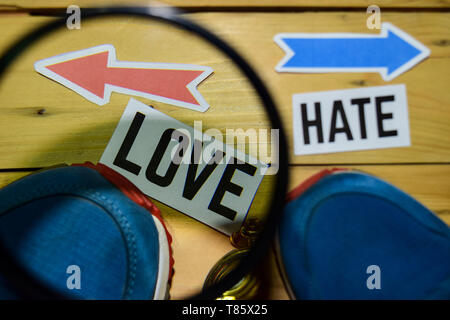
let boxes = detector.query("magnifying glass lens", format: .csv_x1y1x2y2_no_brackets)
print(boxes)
0,8,287,300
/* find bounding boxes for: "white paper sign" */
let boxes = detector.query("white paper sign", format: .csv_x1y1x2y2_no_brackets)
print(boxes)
35,44,213,112
292,85,410,155
274,23,430,81
100,98,268,235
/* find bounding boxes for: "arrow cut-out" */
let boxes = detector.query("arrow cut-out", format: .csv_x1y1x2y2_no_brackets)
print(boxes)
34,44,213,112
274,23,430,81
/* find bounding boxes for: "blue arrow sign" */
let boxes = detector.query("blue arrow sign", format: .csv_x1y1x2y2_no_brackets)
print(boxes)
274,23,430,81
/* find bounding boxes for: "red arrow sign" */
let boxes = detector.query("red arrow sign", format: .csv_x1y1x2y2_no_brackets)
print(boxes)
34,44,213,112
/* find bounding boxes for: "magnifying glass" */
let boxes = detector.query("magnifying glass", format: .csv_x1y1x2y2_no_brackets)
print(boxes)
0,5,288,300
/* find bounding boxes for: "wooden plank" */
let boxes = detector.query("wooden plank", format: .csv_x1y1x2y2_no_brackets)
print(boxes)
0,12,448,168
2,166,447,220
197,12,450,165
288,165,450,225
255,164,450,226
0,0,449,9
0,164,447,299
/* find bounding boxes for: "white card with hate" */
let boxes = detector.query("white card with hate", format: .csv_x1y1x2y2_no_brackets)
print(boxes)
100,98,268,235
292,84,410,155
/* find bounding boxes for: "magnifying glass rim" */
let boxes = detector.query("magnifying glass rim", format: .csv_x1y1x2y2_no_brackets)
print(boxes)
0,5,289,300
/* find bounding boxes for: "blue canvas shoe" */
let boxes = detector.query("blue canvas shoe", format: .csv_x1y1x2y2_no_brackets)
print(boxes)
276,169,450,300
0,162,173,300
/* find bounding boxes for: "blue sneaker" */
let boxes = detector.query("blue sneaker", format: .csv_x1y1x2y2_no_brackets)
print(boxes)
0,162,173,300
276,169,450,300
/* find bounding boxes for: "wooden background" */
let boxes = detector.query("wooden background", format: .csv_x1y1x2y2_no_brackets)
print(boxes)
0,1,448,299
